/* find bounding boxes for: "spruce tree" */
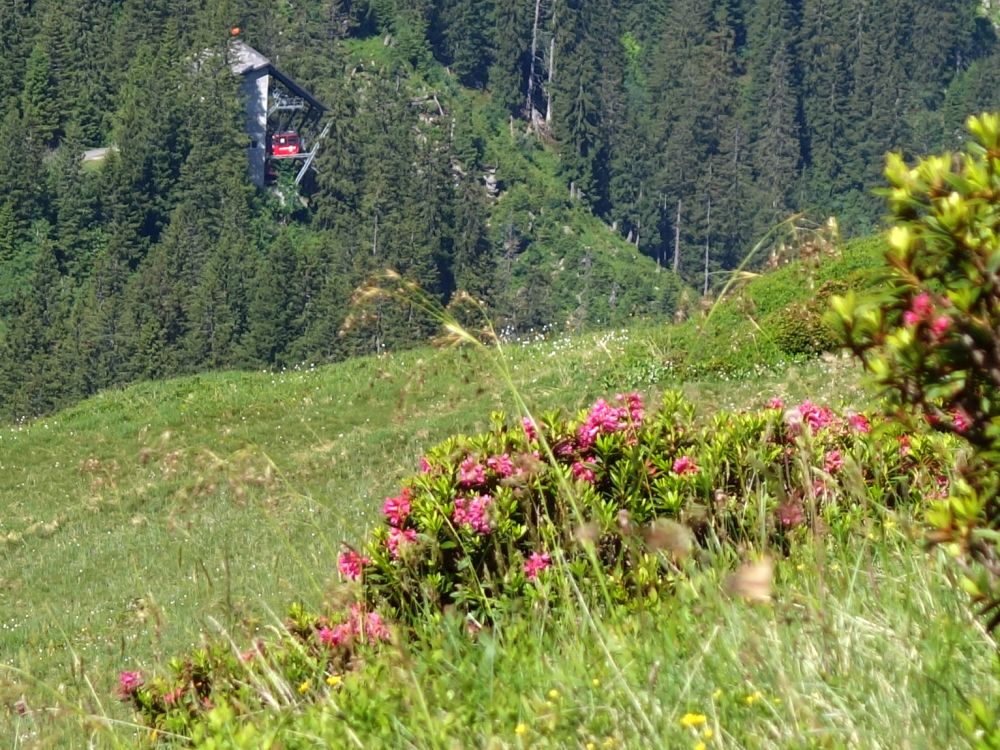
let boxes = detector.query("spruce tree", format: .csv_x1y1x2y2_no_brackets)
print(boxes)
21,41,59,146
438,0,494,88
491,0,531,115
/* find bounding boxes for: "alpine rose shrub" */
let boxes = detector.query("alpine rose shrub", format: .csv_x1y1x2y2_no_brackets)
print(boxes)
119,390,954,738
830,112,1000,623
348,391,948,624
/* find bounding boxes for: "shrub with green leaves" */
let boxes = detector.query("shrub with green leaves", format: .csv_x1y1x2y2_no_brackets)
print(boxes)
829,112,1000,622
119,390,953,739
766,280,846,356
353,391,943,627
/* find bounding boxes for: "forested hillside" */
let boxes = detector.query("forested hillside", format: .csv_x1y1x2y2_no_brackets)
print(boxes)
1,0,998,421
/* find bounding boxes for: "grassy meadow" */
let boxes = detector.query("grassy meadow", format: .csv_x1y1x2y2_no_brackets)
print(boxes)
3,239,999,747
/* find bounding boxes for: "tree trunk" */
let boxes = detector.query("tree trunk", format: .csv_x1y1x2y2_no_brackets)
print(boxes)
546,34,555,124
703,195,711,296
672,199,681,274
526,0,542,121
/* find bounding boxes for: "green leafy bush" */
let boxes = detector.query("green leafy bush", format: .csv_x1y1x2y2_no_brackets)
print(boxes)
830,112,1000,622
765,281,846,356
119,390,955,739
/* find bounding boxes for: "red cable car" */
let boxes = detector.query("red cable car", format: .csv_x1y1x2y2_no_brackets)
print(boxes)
270,131,301,158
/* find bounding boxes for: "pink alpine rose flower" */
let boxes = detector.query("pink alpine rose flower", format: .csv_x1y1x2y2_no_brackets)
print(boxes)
617,392,645,424
338,548,371,581
386,527,417,559
487,453,515,477
777,498,805,528
118,671,143,698
910,292,934,319
458,456,486,488
672,455,699,476
930,315,951,338
797,400,835,431
846,412,871,433
318,625,345,647
577,398,631,449
522,417,538,442
342,604,392,643
382,488,412,527
768,397,785,410
524,551,552,580
453,494,493,534
572,460,596,484
363,611,391,642
824,449,844,473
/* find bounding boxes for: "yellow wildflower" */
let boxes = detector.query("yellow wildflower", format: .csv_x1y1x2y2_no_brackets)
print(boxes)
694,743,707,750
298,680,311,694
680,712,707,728
548,688,560,700
712,688,723,701
702,728,714,740
326,674,342,687
515,723,528,737
745,690,762,706
591,678,601,687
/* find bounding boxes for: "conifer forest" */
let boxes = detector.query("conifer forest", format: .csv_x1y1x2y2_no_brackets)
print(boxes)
1,0,999,420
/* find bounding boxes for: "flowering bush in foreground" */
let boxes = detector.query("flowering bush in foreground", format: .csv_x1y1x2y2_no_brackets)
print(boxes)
351,391,952,624
120,390,954,737
830,112,1000,625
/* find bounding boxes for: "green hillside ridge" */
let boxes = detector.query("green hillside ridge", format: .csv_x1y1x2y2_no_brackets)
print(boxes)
6,236,996,747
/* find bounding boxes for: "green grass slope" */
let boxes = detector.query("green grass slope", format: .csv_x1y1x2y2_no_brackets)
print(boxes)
7,236,995,747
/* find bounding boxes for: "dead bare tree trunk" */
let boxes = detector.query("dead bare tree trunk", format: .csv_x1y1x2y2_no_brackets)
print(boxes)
672,199,682,274
545,33,555,124
637,182,644,254
526,0,542,123
703,195,711,296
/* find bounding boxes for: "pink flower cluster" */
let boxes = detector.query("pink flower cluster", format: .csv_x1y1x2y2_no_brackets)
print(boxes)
338,548,371,581
387,527,417,558
453,494,493,534
487,453,515,477
846,412,871,433
522,417,538,442
382,488,412,527
459,456,487,488
672,455,699,476
572,459,596,483
577,392,645,449
524,551,552,580
785,400,836,434
118,671,143,698
618,391,645,424
903,292,950,338
777,497,805,528
824,449,844,473
318,604,391,648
